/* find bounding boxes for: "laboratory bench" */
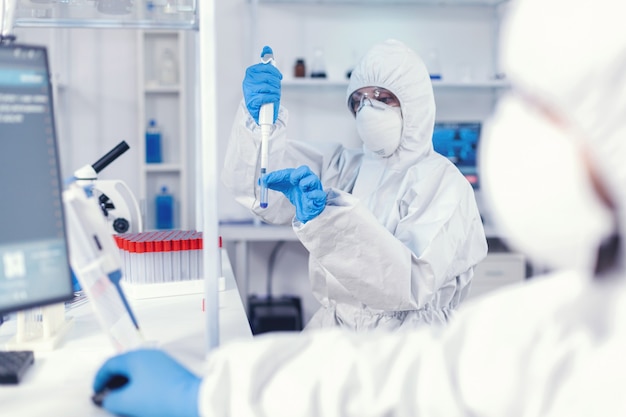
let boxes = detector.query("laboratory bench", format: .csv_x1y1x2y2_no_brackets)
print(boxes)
219,222,528,309
0,251,252,416
220,223,300,309
219,221,504,284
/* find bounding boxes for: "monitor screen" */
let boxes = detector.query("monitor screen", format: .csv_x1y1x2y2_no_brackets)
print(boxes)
432,121,481,188
0,44,73,316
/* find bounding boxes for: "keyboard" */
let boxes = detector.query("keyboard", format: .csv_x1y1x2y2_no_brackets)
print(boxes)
0,350,34,384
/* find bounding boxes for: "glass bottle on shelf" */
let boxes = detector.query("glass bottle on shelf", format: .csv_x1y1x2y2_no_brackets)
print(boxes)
158,48,178,85
294,58,306,78
310,48,327,79
425,48,442,80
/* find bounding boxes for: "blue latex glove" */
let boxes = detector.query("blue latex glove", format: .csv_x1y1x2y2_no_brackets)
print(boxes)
242,46,282,124
262,165,327,223
93,348,201,417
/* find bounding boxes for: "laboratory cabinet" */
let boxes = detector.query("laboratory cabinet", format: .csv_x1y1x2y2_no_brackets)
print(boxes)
12,2,200,232
465,252,526,300
137,29,194,231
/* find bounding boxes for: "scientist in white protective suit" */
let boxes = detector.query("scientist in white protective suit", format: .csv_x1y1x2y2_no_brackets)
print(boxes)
91,0,626,415
221,38,488,331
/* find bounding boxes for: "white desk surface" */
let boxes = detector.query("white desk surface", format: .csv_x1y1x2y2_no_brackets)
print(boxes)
220,223,298,241
0,252,252,416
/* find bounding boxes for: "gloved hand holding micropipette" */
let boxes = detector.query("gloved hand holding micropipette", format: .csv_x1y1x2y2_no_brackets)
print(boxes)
262,165,327,224
242,46,282,124
93,348,201,417
242,46,282,209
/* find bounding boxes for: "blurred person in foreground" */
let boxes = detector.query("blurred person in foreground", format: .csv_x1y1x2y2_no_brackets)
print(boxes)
92,0,626,415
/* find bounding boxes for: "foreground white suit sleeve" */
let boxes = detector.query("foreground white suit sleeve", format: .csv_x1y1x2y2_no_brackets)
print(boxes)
198,270,626,416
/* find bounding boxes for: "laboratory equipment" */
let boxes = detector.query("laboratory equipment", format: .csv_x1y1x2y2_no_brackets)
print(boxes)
114,230,206,299
158,48,178,85
145,119,162,163
432,122,481,188
247,241,303,335
97,0,133,15
0,0,16,43
92,373,129,406
425,49,442,80
0,350,33,383
259,47,275,209
73,141,143,234
310,48,327,78
0,43,75,361
64,179,145,350
0,43,143,383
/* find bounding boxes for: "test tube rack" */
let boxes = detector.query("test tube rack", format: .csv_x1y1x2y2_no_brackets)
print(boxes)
114,230,206,299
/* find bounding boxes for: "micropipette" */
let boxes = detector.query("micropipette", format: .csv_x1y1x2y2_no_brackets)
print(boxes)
259,48,275,209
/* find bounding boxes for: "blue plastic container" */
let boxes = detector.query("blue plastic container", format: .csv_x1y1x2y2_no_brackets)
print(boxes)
155,186,174,229
145,119,162,163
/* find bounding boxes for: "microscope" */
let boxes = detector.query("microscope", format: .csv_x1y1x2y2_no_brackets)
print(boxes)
73,141,143,234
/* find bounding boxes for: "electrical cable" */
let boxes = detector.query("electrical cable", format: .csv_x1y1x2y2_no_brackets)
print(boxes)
266,240,285,298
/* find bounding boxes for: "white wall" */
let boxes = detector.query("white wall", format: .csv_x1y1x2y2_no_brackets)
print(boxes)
13,27,140,194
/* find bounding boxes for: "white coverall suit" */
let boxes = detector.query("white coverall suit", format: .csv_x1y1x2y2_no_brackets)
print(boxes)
222,39,488,331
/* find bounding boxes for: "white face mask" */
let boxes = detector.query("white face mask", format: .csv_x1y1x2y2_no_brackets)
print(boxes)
355,100,403,157
480,95,615,273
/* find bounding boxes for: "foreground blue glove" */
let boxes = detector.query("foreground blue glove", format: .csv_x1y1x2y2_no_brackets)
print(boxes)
262,165,327,223
242,46,282,124
93,348,201,417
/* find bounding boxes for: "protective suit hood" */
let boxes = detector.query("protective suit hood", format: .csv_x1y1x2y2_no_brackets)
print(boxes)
500,0,626,241
346,39,436,161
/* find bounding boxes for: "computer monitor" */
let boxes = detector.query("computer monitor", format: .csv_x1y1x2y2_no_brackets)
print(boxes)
432,121,481,188
0,43,74,318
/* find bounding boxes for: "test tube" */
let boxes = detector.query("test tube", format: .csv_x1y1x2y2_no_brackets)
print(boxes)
134,238,146,285
171,230,183,281
154,232,164,284
181,231,191,281
218,235,225,291
259,48,275,209
189,231,202,279
162,230,174,282
144,233,156,284
198,233,204,278
125,236,136,284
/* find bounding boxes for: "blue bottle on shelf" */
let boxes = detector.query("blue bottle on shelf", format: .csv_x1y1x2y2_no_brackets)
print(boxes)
156,186,174,229
145,119,162,163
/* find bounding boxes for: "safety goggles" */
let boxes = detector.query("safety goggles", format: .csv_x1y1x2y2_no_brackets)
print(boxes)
348,87,400,115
